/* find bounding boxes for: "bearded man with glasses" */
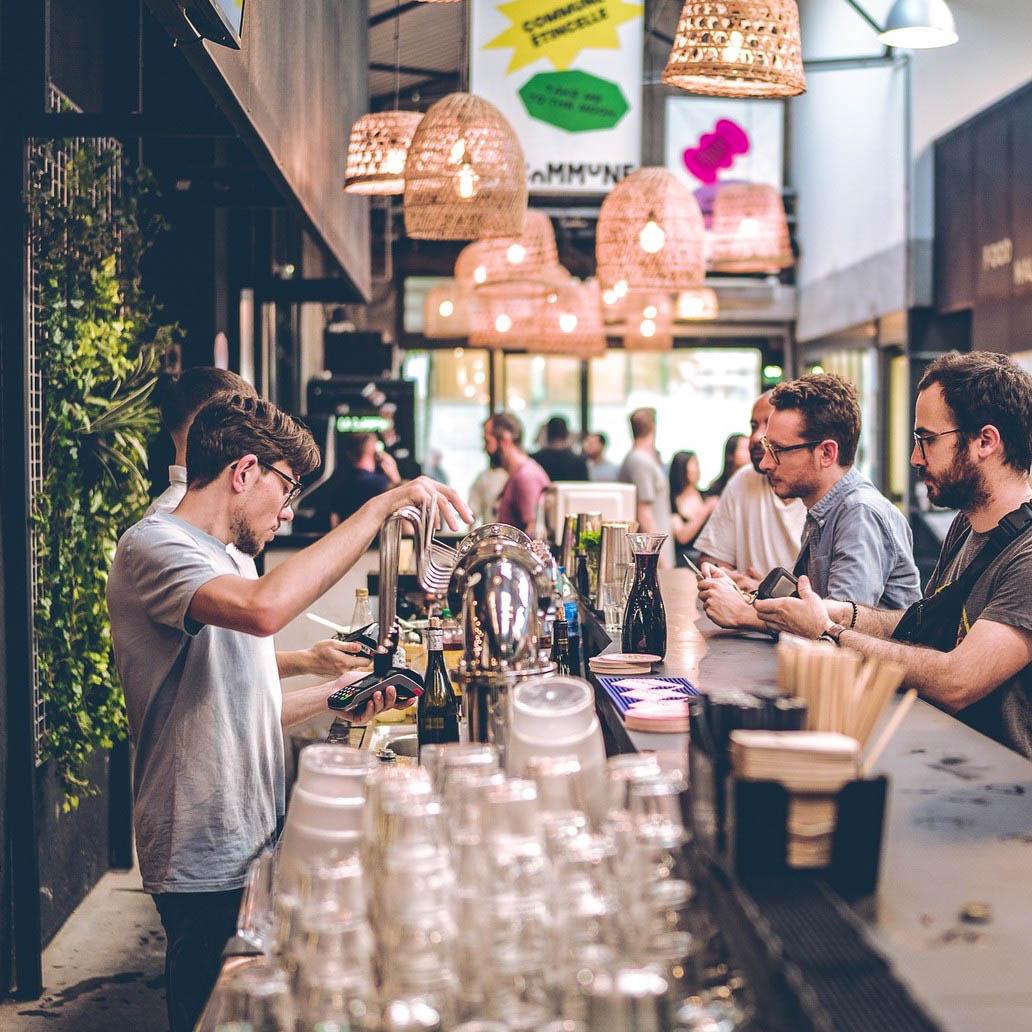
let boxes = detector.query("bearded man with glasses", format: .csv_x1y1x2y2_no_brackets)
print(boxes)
699,373,920,632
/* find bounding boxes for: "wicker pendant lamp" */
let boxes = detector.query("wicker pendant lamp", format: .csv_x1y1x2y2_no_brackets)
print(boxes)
662,1,806,99
454,211,559,294
536,280,606,357
424,281,477,338
623,291,675,350
709,182,793,273
404,92,528,240
344,111,424,195
469,288,540,350
596,167,706,292
676,287,720,320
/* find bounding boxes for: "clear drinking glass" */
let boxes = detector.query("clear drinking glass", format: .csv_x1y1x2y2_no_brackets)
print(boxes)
216,960,297,1031
601,580,626,635
237,846,277,952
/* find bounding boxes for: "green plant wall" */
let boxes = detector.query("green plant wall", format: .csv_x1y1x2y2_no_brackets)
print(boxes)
27,140,174,804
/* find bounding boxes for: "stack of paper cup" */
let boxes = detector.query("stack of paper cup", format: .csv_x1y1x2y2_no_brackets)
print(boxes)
279,745,378,881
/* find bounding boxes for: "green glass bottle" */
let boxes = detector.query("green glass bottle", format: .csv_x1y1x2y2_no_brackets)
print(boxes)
418,617,461,758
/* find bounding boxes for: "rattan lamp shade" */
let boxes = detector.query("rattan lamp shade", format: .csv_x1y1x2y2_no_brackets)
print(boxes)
404,93,528,240
424,282,477,338
344,110,423,195
676,287,720,320
662,1,806,99
623,291,675,350
536,280,606,357
454,210,559,294
469,289,540,350
709,182,793,273
596,168,706,292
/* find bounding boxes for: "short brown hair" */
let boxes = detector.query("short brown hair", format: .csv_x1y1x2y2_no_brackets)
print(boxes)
629,407,656,440
919,351,1032,473
161,367,256,436
186,394,320,489
488,411,524,446
770,374,860,467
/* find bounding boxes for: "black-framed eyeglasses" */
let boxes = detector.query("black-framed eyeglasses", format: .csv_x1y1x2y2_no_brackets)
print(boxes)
233,459,303,507
760,436,821,466
912,428,962,462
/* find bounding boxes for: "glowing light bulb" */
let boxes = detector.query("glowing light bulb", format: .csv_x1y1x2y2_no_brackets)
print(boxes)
473,265,487,285
603,289,618,306
559,313,578,333
722,29,744,62
495,313,512,333
438,299,454,318
546,292,558,304
614,279,628,298
457,163,479,199
639,219,666,254
739,216,761,237
643,304,658,319
640,319,657,338
453,347,464,358
506,243,526,265
385,148,406,175
463,384,476,398
449,138,466,165
473,370,485,385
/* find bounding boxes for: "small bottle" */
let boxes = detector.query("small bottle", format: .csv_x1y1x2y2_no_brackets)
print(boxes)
551,617,573,676
563,599,583,677
350,587,373,630
575,549,592,602
418,618,461,757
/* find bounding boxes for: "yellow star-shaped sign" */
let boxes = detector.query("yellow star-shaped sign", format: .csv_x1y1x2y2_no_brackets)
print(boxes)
485,0,643,74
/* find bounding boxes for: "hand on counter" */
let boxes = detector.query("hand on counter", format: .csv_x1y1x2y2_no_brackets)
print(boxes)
698,563,765,630
754,575,830,639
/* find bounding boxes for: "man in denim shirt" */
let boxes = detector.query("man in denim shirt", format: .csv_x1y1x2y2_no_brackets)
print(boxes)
700,374,920,630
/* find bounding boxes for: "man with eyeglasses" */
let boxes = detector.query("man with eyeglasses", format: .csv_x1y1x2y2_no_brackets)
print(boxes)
699,373,920,632
107,394,471,1032
756,352,1032,759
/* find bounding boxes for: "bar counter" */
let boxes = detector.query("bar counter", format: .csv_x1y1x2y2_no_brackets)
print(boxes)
595,570,1032,1032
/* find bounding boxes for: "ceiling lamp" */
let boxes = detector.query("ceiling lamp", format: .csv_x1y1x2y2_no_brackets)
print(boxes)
662,1,806,99
596,168,706,292
536,280,606,358
676,287,720,321
708,183,793,274
623,291,675,351
344,110,424,195
404,93,527,240
879,0,958,49
454,211,560,295
469,288,540,350
424,281,477,339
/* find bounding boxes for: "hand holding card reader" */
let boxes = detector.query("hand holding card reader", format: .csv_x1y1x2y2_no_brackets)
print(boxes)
327,621,424,713
753,567,800,601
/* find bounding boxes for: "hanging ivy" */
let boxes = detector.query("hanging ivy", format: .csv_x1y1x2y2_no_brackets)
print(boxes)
27,139,176,805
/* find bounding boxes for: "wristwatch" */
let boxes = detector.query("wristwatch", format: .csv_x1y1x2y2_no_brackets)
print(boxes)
819,622,847,646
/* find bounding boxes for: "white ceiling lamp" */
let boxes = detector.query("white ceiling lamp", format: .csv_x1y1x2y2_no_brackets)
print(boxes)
879,0,958,49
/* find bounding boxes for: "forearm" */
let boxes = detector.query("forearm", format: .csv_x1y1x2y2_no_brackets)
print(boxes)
698,553,734,572
281,678,340,729
826,600,905,638
276,650,313,678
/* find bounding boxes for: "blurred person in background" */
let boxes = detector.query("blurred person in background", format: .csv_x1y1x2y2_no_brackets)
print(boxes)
584,431,620,482
532,414,589,481
425,448,449,485
620,407,674,567
469,428,509,526
487,411,551,533
329,432,401,526
695,390,806,589
669,450,719,565
706,432,750,497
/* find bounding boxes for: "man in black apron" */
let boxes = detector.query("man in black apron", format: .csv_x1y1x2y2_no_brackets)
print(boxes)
755,351,1032,759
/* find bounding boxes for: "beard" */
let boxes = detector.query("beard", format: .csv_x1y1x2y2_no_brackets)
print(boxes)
922,447,988,511
750,443,765,473
230,511,266,557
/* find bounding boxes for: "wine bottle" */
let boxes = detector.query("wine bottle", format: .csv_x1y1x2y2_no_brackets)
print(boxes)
575,549,592,604
551,617,573,676
418,618,461,757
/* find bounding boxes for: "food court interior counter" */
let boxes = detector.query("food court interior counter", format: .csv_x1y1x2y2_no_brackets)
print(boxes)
588,570,1032,1032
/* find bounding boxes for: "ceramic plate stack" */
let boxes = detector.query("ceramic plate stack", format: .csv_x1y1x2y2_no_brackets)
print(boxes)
729,731,860,869
588,652,661,676
278,745,378,882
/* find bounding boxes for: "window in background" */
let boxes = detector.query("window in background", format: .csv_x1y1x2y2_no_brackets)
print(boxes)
402,348,490,503
808,348,879,487
501,354,581,451
588,349,760,485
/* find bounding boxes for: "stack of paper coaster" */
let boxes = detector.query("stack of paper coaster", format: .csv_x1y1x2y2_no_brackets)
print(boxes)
588,652,660,676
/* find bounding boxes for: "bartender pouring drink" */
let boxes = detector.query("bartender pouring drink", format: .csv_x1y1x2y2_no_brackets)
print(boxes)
755,352,1032,759
106,394,471,1032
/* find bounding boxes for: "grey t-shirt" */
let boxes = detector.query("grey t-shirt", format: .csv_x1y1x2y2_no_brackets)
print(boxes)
925,513,1032,758
106,512,283,893
619,449,674,565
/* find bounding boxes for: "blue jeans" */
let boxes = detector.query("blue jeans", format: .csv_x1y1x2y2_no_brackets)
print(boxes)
153,888,243,1032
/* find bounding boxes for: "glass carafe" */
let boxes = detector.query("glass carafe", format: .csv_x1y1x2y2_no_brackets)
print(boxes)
621,534,668,659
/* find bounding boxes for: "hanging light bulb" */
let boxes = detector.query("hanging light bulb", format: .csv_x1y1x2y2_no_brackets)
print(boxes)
449,138,466,164
344,110,424,195
722,30,745,63
506,243,527,265
603,288,619,306
642,304,658,320
473,265,487,285
640,319,657,338
457,163,479,199
739,216,761,237
614,279,629,298
639,219,667,254
439,299,455,318
559,312,578,333
495,313,513,333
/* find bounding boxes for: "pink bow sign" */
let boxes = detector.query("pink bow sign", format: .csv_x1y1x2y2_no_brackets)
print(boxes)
682,119,750,184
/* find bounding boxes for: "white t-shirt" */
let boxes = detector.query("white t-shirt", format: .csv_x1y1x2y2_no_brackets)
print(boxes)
694,465,806,577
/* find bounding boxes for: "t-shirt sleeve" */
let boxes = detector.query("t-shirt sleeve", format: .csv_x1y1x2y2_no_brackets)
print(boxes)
694,484,737,566
125,523,231,635
825,505,897,607
624,455,657,505
975,545,1032,636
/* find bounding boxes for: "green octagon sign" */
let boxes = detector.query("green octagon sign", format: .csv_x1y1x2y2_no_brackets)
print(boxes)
518,70,629,133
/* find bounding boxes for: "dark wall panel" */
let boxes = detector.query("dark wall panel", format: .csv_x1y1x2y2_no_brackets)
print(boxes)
933,127,974,313
973,111,1012,304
